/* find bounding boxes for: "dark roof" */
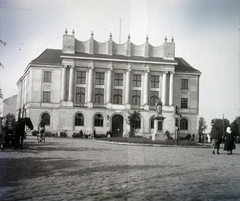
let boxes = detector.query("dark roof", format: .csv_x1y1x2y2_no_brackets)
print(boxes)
31,49,62,65
31,49,200,73
175,57,201,73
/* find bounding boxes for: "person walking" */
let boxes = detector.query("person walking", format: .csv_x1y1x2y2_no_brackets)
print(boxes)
38,118,45,142
224,127,235,155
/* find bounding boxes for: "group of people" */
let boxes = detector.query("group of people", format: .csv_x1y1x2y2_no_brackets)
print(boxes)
212,126,236,155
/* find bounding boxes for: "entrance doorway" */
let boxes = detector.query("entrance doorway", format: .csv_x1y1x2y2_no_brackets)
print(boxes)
112,115,123,137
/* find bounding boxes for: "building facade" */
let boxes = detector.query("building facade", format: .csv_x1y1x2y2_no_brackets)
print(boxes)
0,95,17,117
16,30,201,141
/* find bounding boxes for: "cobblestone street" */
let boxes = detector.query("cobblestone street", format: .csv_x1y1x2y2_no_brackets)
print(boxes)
1,136,240,201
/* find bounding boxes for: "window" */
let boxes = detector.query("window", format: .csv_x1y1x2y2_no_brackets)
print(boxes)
181,98,188,108
43,71,52,83
114,73,123,86
181,79,188,89
96,72,105,85
180,118,188,130
113,89,122,104
151,118,154,129
150,91,159,106
95,114,103,127
133,116,141,128
41,113,50,125
43,91,51,103
132,90,141,105
95,88,104,104
158,121,163,131
132,74,141,87
75,113,84,126
151,75,159,88
76,71,86,84
76,87,85,104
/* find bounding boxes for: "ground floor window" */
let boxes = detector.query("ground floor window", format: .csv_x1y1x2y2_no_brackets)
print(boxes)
75,113,84,126
132,116,141,128
41,113,50,125
151,118,154,129
95,114,103,127
180,118,188,130
158,121,163,131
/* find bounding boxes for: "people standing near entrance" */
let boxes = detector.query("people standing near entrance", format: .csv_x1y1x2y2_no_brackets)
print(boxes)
79,129,83,138
38,118,45,142
93,129,96,139
224,127,235,155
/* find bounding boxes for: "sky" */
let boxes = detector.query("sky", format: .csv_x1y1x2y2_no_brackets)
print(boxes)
0,0,239,131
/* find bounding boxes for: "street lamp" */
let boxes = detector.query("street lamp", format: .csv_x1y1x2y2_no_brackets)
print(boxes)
172,106,181,145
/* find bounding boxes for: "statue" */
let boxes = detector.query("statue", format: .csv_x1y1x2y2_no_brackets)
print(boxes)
155,98,163,115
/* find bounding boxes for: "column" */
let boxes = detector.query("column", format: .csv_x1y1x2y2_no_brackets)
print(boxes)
106,65,113,103
161,71,167,105
68,66,75,102
87,63,94,103
143,66,149,105
125,64,131,104
169,72,174,105
61,66,67,101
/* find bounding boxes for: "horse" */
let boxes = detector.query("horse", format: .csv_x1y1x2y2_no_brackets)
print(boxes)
0,117,7,150
15,117,34,149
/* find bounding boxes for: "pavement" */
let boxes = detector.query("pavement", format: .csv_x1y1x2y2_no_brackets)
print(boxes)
0,135,240,201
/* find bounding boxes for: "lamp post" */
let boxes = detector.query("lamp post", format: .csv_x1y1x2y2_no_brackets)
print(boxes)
173,106,181,145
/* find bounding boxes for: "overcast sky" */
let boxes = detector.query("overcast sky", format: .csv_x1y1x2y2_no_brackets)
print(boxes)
0,0,239,131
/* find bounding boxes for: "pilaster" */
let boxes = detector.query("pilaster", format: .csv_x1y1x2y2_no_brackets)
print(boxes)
87,62,94,107
161,71,167,105
61,65,67,101
68,65,75,102
125,63,131,108
169,71,174,106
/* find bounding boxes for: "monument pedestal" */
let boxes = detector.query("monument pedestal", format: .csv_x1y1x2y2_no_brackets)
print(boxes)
152,114,165,141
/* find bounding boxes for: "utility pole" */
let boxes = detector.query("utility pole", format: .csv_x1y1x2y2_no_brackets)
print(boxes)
119,18,121,44
223,114,224,137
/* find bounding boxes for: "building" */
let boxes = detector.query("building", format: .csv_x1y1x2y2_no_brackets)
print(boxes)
16,30,201,141
0,95,17,117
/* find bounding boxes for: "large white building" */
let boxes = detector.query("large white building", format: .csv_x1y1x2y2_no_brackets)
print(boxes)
16,30,201,141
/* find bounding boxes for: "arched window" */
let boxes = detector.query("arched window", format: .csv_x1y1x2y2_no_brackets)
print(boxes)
133,116,141,128
180,118,188,130
94,114,103,127
75,113,84,126
95,88,104,104
132,90,141,105
41,113,50,125
150,91,159,106
113,89,122,104
76,87,85,104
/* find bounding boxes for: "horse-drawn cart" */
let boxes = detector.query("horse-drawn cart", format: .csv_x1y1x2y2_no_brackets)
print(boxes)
0,114,16,146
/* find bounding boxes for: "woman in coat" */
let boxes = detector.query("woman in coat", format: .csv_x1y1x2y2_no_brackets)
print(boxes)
224,127,235,155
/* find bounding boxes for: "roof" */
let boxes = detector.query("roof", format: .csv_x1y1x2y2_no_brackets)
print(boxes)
175,57,201,73
30,49,62,65
30,49,201,73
